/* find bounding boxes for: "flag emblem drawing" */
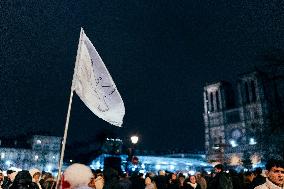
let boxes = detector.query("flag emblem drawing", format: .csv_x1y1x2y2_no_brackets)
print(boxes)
72,28,125,126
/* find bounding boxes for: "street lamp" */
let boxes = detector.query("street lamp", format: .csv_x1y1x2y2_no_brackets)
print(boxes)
126,135,139,175
130,135,139,145
129,135,139,158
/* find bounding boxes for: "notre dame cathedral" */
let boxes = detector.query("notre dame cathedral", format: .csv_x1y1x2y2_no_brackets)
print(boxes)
203,64,283,167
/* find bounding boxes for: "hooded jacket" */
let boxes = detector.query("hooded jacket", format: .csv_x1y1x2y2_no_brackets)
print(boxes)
29,168,42,189
9,170,39,189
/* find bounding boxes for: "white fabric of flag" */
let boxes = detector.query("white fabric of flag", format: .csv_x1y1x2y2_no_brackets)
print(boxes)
72,29,125,127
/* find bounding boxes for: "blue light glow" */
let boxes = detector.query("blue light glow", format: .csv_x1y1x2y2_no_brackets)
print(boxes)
249,138,257,145
5,160,11,166
46,164,52,172
90,154,212,174
155,164,161,170
230,140,238,147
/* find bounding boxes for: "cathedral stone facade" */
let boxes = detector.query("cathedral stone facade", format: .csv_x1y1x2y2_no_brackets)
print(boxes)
203,69,283,166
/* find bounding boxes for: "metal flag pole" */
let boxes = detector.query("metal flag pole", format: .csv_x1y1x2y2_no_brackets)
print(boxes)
56,28,84,188
56,89,74,188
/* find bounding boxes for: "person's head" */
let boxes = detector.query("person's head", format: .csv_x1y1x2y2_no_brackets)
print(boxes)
94,175,104,189
265,159,284,187
29,168,41,183
195,172,201,179
63,163,93,189
0,170,3,181
189,175,197,184
214,164,224,173
145,177,152,185
13,170,33,186
244,171,255,182
7,170,15,179
138,173,144,178
10,172,18,182
158,170,166,176
131,156,139,165
254,167,262,176
178,174,185,183
42,172,53,181
95,169,103,177
171,173,177,180
145,172,155,179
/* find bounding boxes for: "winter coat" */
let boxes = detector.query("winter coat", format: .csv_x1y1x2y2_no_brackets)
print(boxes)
130,175,145,189
251,175,266,189
184,182,202,189
9,170,39,189
168,179,180,189
41,178,56,189
117,178,132,189
155,175,168,189
207,172,233,189
103,167,120,189
254,179,284,189
2,172,18,189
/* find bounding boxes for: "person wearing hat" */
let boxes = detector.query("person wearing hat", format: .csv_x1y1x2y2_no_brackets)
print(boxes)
1,170,16,189
62,163,93,189
2,171,18,189
29,168,42,189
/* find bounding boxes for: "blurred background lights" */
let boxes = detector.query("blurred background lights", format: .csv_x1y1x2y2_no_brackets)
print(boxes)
46,164,52,172
249,138,257,145
155,164,161,170
188,170,195,175
230,140,238,147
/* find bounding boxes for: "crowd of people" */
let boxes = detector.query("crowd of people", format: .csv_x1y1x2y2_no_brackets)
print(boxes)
0,159,283,189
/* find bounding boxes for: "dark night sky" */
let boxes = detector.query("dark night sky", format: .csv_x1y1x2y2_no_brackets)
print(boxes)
1,0,283,152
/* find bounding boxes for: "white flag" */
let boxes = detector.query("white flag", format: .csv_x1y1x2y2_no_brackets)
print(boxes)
72,28,125,127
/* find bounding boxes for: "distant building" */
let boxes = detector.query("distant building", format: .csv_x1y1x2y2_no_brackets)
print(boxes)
101,138,123,154
203,66,284,167
90,153,212,174
0,135,61,172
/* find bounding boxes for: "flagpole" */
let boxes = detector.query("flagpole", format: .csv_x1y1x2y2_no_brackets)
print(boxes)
56,89,74,187
56,28,84,188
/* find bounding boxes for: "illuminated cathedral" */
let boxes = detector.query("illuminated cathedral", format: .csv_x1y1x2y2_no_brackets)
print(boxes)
203,66,284,167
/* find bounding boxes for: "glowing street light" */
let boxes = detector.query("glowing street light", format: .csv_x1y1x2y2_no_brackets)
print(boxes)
127,135,139,163
130,135,139,144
